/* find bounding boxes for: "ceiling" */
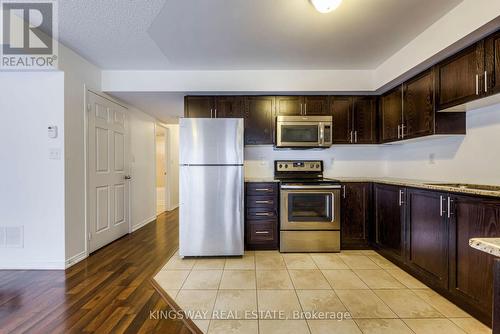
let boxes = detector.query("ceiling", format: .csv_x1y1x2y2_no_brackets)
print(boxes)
59,0,463,70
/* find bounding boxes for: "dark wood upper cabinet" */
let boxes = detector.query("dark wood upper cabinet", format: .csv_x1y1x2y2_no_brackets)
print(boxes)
303,96,330,116
276,96,329,116
374,183,405,262
244,96,275,145
436,42,485,111
405,188,448,289
341,183,371,249
485,30,500,95
449,194,500,321
380,86,403,143
353,96,377,144
216,96,244,118
184,96,215,118
330,97,352,144
403,69,435,139
276,96,303,116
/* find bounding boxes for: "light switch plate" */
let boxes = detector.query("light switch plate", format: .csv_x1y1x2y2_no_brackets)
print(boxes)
49,148,61,160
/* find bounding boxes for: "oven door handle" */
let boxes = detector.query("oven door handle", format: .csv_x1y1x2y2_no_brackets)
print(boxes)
330,192,335,223
281,185,341,190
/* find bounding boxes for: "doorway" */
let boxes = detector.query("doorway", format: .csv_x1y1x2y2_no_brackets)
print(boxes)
156,125,168,215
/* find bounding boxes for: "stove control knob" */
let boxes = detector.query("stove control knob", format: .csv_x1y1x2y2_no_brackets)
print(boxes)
279,164,283,169
316,164,320,168
284,164,288,168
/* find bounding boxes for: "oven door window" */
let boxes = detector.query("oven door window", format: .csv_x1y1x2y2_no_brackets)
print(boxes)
281,125,319,143
287,193,333,222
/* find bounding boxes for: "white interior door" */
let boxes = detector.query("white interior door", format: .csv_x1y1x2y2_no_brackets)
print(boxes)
87,91,130,253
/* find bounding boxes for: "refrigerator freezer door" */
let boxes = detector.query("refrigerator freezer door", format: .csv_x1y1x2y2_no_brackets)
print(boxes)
179,165,244,256
180,118,244,165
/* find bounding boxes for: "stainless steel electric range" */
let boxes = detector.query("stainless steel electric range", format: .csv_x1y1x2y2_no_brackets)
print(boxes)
274,160,341,253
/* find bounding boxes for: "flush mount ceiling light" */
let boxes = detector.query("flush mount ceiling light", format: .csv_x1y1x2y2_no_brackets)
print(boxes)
310,0,342,13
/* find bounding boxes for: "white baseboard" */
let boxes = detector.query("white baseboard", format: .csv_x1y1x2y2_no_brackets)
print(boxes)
168,203,179,211
131,215,157,232
65,250,88,269
0,261,66,270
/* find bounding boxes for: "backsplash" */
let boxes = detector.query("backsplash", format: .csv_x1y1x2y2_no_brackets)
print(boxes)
244,145,387,178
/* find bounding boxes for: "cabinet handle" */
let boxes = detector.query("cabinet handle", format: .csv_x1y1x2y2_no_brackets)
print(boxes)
447,197,454,218
300,103,303,115
255,200,272,204
304,103,307,115
439,195,446,217
354,131,358,143
485,71,488,93
350,131,353,143
399,190,404,206
255,188,271,192
401,124,406,139
255,231,270,234
255,212,272,216
476,74,479,95
397,125,401,139
342,185,346,199
210,108,213,118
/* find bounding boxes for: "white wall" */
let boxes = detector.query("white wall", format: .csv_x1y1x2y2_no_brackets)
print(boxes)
245,145,387,179
59,43,102,265
129,108,157,231
0,72,66,269
383,105,500,184
165,125,180,210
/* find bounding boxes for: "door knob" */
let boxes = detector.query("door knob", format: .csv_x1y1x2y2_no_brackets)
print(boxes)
124,175,132,180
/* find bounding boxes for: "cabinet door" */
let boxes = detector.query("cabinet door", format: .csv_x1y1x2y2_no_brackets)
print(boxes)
276,96,303,116
449,195,500,319
216,96,244,118
244,96,275,145
374,184,405,262
380,86,403,143
184,96,215,118
405,188,448,288
485,30,500,95
341,183,371,249
330,97,353,144
436,42,484,111
353,96,377,144
403,69,435,139
303,96,329,116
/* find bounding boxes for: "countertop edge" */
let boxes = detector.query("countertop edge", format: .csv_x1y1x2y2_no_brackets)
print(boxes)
469,238,500,258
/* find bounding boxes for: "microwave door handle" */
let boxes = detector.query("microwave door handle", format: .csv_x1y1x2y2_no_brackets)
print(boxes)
319,124,324,145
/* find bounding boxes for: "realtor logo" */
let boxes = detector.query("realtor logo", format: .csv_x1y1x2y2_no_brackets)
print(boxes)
1,0,58,69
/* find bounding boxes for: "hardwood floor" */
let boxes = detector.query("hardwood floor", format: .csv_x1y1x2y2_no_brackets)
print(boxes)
0,210,192,334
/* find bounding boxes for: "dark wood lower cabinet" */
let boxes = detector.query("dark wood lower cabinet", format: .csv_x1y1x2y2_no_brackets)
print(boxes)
405,188,448,289
374,183,405,262
448,194,500,324
245,182,279,250
341,183,371,249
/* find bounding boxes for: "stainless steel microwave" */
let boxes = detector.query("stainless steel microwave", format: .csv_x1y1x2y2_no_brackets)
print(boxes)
276,116,333,148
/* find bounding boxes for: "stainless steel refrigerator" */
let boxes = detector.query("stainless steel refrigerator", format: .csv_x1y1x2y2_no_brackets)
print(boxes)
179,118,244,257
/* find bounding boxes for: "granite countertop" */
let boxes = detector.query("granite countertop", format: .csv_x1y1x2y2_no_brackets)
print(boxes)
244,177,280,183
335,177,500,198
469,238,500,257
244,176,500,197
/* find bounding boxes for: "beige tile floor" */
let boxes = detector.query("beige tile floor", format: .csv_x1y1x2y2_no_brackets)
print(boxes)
154,250,491,334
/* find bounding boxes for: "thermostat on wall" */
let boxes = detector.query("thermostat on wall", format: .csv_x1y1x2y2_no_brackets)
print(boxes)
48,126,58,139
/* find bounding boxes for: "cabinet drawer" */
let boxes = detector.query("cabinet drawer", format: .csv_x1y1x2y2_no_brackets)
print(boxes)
247,222,276,243
246,208,277,220
246,196,276,208
246,183,277,196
